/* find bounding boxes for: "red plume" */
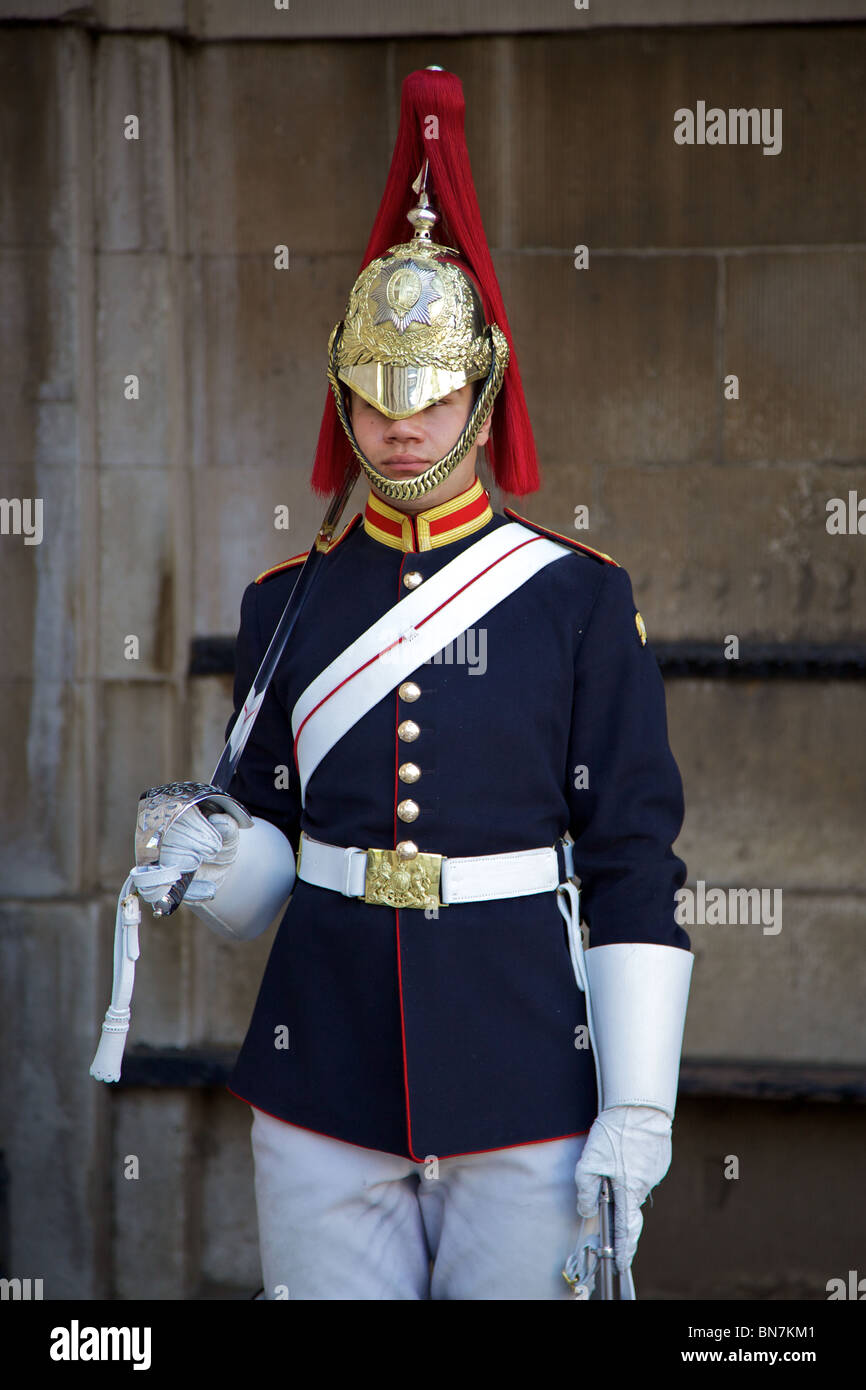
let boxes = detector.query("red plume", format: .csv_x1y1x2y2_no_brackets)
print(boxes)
310,67,540,498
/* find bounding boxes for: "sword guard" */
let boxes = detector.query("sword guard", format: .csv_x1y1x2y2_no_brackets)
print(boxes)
135,781,253,917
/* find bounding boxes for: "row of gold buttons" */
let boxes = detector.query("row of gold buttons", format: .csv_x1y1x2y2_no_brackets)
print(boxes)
397,578,423,856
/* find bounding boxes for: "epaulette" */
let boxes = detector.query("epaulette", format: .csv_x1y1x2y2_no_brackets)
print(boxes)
503,507,619,567
255,551,308,585
254,513,362,584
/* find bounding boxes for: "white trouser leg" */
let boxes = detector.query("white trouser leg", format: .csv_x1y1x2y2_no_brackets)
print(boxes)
250,1108,431,1300
250,1106,588,1301
418,1134,588,1301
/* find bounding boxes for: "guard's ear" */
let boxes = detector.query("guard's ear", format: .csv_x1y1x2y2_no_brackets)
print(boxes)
475,409,493,450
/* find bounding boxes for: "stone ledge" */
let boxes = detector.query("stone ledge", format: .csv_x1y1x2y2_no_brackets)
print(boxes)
4,1,866,39
118,1046,866,1103
189,635,866,679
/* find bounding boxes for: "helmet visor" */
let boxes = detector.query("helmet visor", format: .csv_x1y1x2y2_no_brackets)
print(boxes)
337,361,483,419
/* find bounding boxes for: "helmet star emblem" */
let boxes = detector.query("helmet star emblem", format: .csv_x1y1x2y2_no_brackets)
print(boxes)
370,260,442,333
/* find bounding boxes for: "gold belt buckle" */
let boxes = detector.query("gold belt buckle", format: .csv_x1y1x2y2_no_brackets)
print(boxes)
364,848,443,910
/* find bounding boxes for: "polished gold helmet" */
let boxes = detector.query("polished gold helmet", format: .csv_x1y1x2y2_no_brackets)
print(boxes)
326,164,510,503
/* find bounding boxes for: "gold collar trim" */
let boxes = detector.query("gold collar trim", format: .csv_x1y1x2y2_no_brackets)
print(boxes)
364,477,493,552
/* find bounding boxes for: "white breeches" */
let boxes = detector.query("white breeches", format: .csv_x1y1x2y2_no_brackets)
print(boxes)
250,1106,588,1300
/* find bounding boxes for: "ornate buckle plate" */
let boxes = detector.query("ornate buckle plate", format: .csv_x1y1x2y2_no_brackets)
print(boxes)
364,848,443,910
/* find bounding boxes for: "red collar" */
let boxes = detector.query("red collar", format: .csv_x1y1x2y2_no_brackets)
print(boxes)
363,477,493,552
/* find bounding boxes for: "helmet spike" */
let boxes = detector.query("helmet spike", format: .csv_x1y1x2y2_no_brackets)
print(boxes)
406,160,438,243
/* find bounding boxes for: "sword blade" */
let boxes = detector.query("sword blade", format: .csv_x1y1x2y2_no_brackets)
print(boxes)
159,463,360,915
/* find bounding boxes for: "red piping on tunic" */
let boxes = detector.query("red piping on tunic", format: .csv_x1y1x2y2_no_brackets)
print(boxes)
393,549,423,1160
393,905,424,1163
233,1092,589,1161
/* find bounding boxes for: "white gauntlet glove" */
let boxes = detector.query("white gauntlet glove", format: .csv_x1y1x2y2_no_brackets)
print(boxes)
575,1104,672,1274
554,916,694,1293
133,807,240,906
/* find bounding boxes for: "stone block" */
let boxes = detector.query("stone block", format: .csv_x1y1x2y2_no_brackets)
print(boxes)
4,0,866,37
0,463,81,681
495,250,718,471
0,1,182,21
198,1091,261,1293
96,253,181,468
0,900,109,1298
0,30,78,249
189,676,234,782
191,250,359,475
98,681,178,888
640,1098,866,1299
724,253,866,464
111,1090,200,1298
681,892,866,1064
589,463,866,641
510,27,866,249
188,44,390,255
98,467,178,676
0,250,79,465
189,463,365,635
94,36,180,253
98,0,186,32
0,681,83,897
668,679,866,894
81,0,866,41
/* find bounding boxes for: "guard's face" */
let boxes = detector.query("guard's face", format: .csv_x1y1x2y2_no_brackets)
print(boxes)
348,384,491,486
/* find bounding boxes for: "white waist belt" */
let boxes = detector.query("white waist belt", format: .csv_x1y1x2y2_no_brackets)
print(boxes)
297,831,575,908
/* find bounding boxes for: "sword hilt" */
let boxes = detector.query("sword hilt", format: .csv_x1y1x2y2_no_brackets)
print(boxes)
135,781,252,919
152,869,197,918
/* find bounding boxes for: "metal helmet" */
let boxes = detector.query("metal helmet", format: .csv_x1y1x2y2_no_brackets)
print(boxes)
327,163,510,503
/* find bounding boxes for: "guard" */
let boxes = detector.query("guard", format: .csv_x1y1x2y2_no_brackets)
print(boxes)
131,67,694,1300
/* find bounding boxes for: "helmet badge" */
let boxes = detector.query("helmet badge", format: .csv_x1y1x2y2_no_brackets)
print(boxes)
372,261,443,334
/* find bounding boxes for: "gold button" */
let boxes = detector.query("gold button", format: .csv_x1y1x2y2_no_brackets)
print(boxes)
398,762,421,784
398,680,421,703
403,571,423,590
395,840,418,860
397,719,420,742
397,799,420,823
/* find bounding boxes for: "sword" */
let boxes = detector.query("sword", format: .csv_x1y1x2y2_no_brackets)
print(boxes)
139,462,360,918
562,1177,630,1300
598,1177,616,1299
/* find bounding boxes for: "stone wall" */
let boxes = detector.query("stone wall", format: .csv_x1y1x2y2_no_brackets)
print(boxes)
1,10,864,1299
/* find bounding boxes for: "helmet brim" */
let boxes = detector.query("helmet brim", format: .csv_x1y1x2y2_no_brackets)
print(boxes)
337,361,485,419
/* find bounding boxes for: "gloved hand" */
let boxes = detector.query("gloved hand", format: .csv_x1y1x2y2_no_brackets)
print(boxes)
133,807,240,906
574,1104,673,1274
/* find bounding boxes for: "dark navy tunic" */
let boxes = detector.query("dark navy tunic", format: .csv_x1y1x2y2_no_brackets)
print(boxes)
224,479,689,1160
